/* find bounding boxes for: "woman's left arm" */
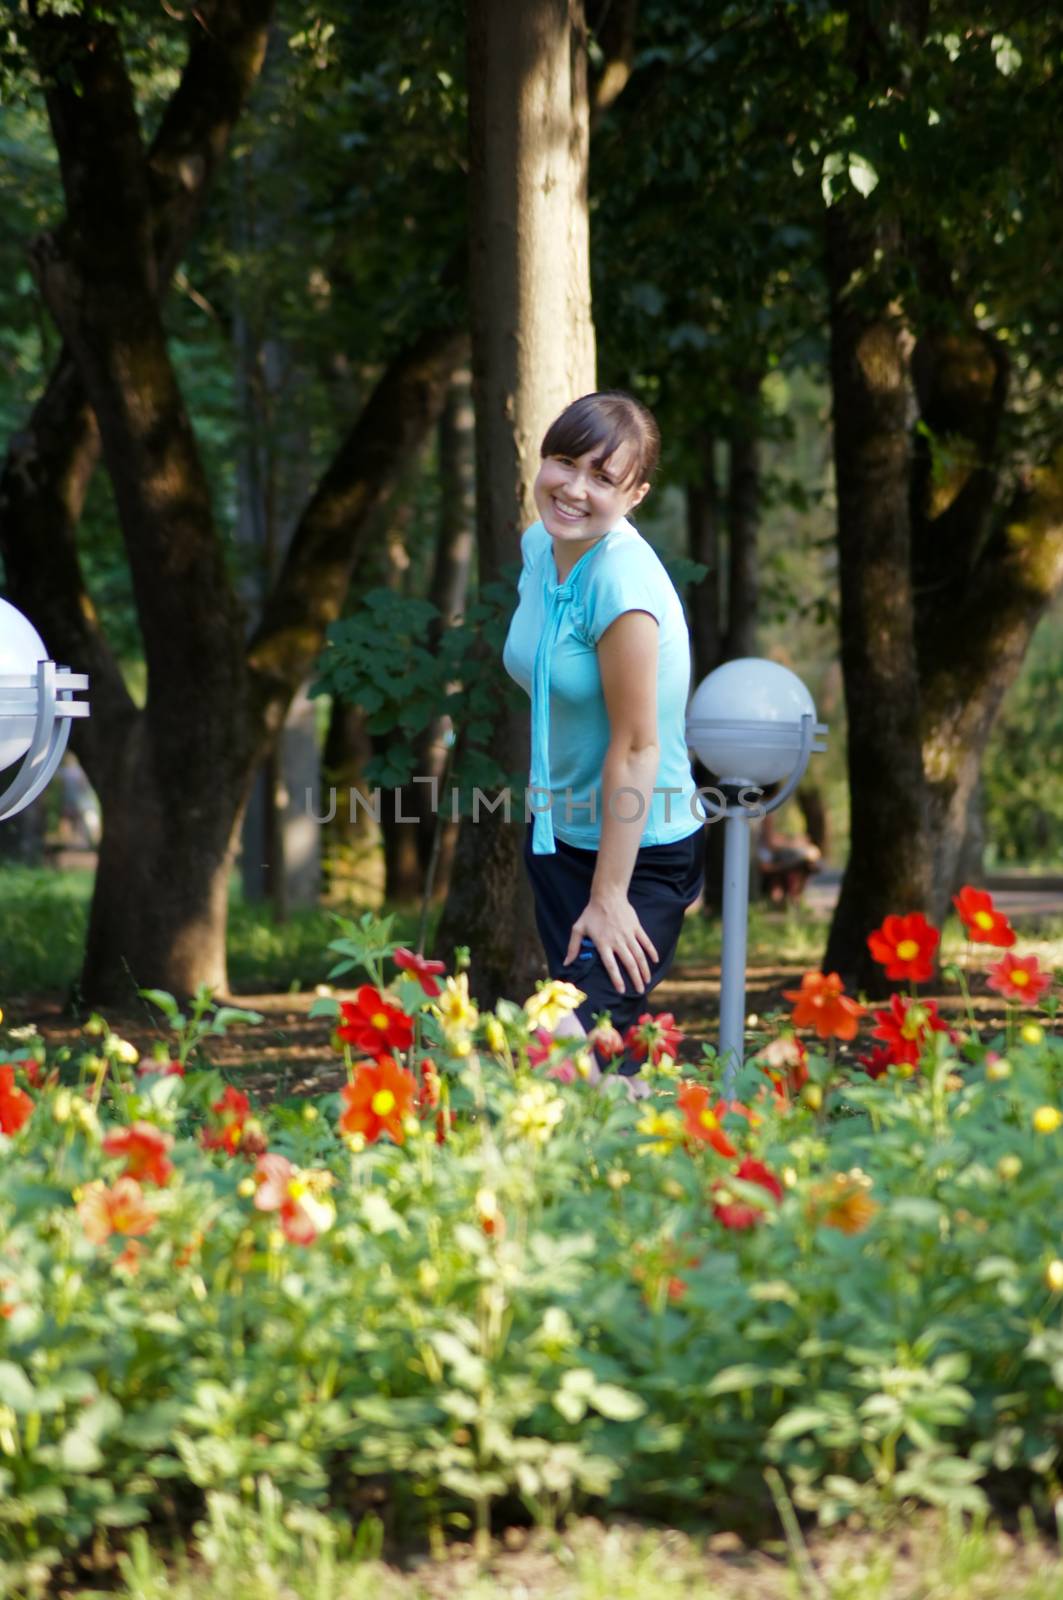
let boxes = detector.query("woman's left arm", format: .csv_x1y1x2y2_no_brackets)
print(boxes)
563,608,661,994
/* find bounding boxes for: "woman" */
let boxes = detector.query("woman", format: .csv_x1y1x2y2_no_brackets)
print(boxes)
503,391,704,1044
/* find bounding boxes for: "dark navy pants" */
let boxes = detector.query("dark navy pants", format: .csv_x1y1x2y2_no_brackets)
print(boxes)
523,823,704,1036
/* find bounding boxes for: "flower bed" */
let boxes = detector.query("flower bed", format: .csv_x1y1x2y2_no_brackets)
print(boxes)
0,892,1061,1589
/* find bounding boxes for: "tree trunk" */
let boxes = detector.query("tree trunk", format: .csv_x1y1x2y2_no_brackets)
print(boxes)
10,5,463,1003
822,193,932,988
436,0,597,1008
723,382,761,660
685,430,721,685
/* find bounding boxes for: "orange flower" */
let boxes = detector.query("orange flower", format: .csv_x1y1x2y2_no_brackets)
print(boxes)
783,972,863,1041
866,912,939,983
712,1158,782,1230
953,886,1016,948
0,1065,33,1135
201,1086,253,1154
102,1122,175,1187
676,1082,755,1157
987,953,1053,1005
337,986,414,1058
338,1055,417,1144
806,1170,879,1234
77,1177,156,1244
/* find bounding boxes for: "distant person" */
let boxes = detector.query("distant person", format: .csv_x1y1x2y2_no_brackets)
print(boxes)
757,811,821,905
503,391,705,1045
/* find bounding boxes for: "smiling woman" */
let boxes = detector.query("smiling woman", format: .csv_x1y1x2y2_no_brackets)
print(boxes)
502,392,705,1058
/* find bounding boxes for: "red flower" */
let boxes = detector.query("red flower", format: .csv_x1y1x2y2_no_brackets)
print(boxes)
338,1055,417,1145
755,1036,809,1103
0,1065,33,1135
201,1086,252,1154
870,994,951,1066
136,1058,185,1078
102,1122,175,1187
866,912,939,983
588,1021,626,1061
337,986,414,1058
623,1012,684,1066
987,953,1053,1005
77,1177,156,1244
953,886,1016,948
858,1045,894,1080
675,1083,755,1157
253,1153,334,1245
416,1057,441,1110
783,972,863,1041
526,1028,554,1068
712,1158,783,1231
393,948,447,997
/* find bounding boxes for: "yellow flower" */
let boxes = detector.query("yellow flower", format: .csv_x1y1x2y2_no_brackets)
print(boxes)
635,1107,683,1157
432,974,479,1048
1033,1105,1062,1134
1045,1259,1063,1294
508,1082,565,1146
1021,1023,1045,1046
996,1154,1022,1181
483,1016,506,1054
523,980,585,1033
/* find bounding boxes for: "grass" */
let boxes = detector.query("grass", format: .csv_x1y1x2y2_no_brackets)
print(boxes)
2,864,1061,1003
57,1501,1063,1600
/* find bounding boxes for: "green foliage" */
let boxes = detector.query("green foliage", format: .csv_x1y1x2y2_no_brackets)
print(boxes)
1,928,1062,1590
312,582,525,797
983,614,1063,867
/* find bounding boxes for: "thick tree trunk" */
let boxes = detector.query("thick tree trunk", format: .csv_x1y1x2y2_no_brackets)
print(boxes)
822,194,932,988
437,0,597,1008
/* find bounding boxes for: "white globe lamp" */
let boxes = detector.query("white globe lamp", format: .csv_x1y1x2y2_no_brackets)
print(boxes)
0,597,91,822
686,658,827,1084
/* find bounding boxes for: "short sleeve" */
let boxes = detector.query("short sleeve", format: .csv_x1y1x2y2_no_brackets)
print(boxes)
582,542,666,644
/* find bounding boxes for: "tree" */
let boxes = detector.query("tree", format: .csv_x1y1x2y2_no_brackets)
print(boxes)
1,1,464,1002
434,0,598,1004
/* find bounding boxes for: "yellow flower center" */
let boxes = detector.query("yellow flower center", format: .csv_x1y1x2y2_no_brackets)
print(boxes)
371,1089,396,1116
1010,968,1030,986
974,910,994,930
287,1178,307,1200
896,939,919,960
699,1109,718,1130
372,1012,389,1030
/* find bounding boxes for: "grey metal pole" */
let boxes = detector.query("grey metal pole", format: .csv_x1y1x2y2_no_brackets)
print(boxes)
719,808,751,1091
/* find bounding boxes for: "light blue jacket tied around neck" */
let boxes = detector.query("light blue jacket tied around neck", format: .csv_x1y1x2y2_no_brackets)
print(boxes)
502,517,704,855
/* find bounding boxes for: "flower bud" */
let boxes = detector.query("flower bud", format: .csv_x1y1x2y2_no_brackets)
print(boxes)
1033,1105,1062,1134
986,1057,1012,1081
997,1154,1022,1181
1045,1259,1063,1294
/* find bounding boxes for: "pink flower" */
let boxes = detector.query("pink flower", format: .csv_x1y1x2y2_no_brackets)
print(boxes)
987,953,1053,1005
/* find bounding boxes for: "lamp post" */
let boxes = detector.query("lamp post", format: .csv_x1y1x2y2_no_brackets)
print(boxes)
0,598,90,823
686,658,827,1089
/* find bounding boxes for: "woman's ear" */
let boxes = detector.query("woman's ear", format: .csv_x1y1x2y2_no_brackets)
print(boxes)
628,481,651,512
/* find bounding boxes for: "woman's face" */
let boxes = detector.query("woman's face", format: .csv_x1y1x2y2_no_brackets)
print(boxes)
533,442,650,550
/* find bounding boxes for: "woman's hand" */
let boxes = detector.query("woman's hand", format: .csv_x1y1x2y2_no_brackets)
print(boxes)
565,893,659,995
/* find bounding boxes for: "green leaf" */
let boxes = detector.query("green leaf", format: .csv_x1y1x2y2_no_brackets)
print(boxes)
848,154,879,197
0,1360,35,1413
138,989,181,1023
589,1383,645,1422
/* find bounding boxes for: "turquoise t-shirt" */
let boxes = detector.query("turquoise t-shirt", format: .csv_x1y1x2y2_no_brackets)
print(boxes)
502,517,704,853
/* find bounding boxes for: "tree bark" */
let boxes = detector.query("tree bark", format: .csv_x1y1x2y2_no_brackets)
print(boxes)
723,379,762,660
822,193,932,988
436,0,597,1008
